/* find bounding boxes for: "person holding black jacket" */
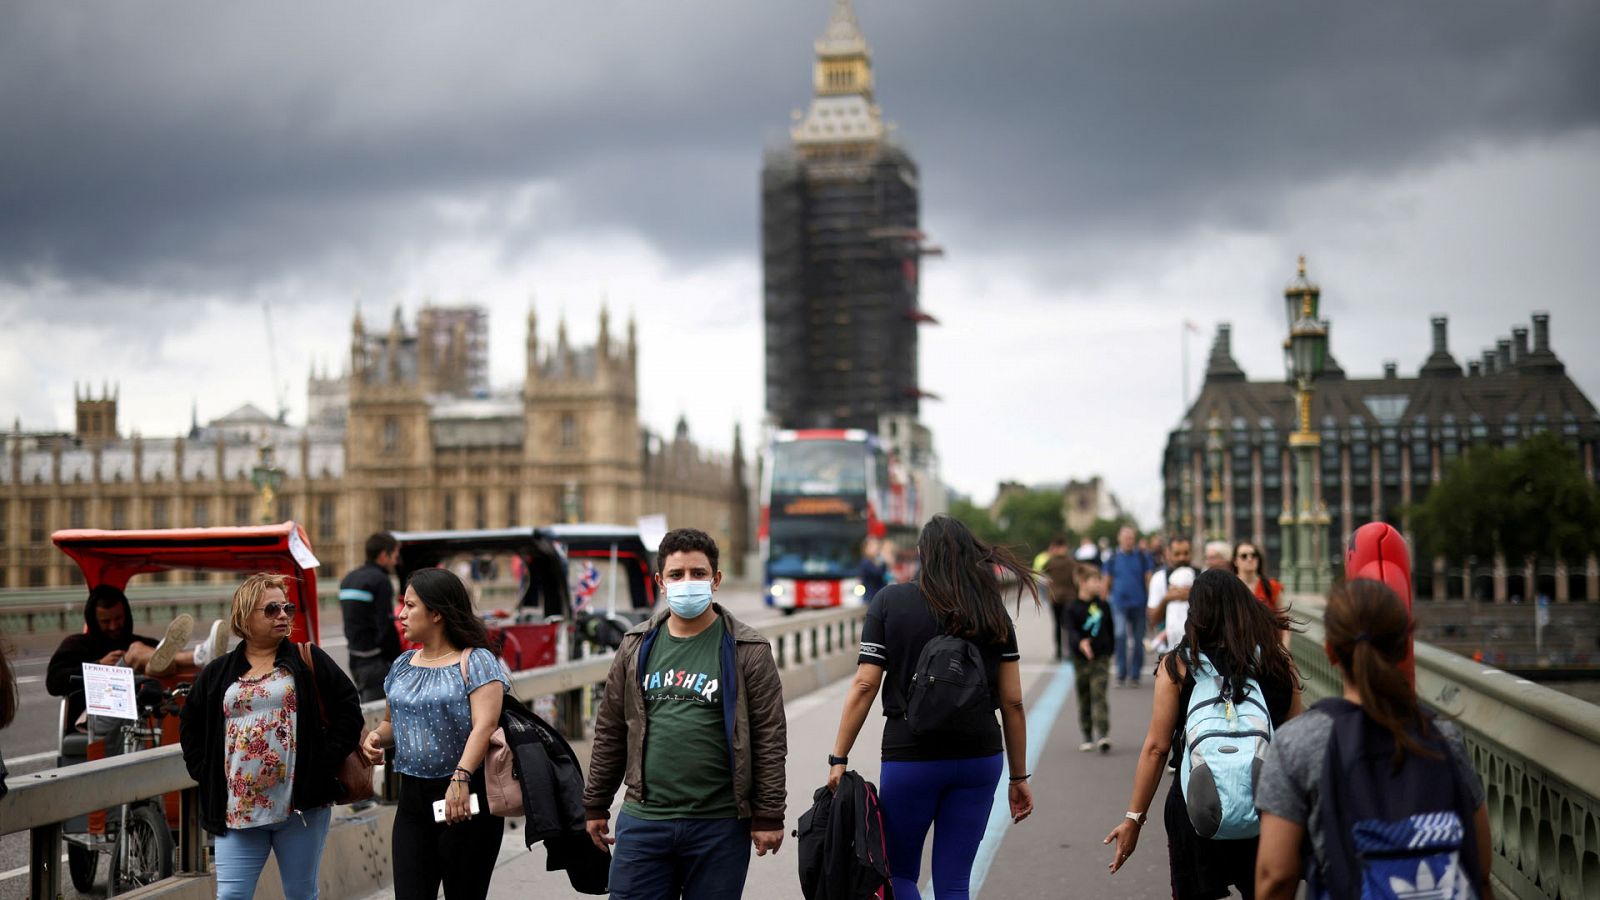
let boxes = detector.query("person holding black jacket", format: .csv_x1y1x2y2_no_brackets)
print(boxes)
179,573,363,900
826,514,1039,900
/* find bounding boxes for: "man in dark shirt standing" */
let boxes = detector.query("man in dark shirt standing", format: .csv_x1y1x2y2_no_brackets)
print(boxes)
339,532,402,702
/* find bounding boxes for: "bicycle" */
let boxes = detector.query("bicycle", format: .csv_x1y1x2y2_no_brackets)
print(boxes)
57,675,186,894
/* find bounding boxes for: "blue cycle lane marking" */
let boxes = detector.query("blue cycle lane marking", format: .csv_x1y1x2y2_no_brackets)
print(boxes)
917,661,1076,899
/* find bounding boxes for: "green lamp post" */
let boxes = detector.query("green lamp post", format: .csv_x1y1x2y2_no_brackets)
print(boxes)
1206,408,1226,541
1282,257,1333,593
250,444,284,525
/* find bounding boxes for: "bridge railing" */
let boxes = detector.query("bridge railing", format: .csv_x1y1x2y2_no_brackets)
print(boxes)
0,604,868,899
1287,594,1600,900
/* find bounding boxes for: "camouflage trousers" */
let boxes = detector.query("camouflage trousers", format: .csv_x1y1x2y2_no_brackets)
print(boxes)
1075,654,1111,741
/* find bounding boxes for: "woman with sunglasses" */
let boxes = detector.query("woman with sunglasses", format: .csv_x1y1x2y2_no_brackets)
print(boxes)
1233,542,1283,611
180,573,364,899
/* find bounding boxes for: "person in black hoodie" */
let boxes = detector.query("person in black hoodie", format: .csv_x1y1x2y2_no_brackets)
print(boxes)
179,573,362,900
47,585,208,731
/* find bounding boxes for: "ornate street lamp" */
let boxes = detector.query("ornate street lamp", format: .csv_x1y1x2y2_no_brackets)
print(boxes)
250,444,284,525
1282,257,1333,592
1206,408,1225,541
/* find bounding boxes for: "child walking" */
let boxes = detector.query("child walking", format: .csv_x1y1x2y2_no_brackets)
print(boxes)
1065,564,1115,752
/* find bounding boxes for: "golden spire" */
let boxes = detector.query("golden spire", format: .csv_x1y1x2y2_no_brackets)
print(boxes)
791,0,884,151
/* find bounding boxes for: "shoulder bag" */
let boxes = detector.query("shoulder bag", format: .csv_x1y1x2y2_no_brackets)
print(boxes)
298,643,376,804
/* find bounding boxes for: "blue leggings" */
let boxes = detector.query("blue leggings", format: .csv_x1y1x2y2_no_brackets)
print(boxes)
878,753,1003,900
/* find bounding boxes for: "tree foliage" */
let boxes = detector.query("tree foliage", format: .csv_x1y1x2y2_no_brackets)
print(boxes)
948,491,1070,563
948,497,1006,546
1411,432,1600,564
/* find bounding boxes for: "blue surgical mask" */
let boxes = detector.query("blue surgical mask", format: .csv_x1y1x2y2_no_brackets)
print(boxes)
665,580,714,619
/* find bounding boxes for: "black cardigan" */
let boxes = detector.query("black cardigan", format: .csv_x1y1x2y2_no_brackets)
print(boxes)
178,639,364,834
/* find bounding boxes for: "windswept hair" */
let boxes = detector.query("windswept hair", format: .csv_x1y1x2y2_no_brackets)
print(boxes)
916,514,1040,645
1325,579,1441,769
408,567,491,651
1163,568,1299,698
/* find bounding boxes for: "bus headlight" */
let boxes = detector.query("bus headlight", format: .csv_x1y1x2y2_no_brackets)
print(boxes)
769,584,786,597
853,584,867,596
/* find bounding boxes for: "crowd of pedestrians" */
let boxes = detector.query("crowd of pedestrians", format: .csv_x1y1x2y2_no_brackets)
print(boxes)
28,514,1496,900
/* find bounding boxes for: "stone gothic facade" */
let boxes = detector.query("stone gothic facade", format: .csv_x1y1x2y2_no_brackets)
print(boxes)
1,306,749,588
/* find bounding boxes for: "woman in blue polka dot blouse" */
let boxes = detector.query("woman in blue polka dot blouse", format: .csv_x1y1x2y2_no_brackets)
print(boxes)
360,568,511,899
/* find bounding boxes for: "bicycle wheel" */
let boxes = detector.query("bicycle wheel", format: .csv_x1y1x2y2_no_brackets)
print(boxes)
108,802,174,894
67,842,100,892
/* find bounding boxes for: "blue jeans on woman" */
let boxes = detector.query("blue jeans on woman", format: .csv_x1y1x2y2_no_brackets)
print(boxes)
213,805,332,900
879,753,1003,900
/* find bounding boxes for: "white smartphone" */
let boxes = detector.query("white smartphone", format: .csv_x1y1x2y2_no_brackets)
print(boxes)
432,793,481,822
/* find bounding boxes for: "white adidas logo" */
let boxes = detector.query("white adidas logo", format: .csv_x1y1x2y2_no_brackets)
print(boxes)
1385,854,1473,899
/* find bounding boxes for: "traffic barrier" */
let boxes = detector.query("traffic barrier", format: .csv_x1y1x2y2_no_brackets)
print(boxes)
0,605,869,898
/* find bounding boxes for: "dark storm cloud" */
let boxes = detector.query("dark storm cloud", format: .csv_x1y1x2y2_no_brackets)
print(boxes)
0,0,1595,300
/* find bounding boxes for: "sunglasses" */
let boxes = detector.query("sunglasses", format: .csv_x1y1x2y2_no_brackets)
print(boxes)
261,602,298,618
1236,551,1259,560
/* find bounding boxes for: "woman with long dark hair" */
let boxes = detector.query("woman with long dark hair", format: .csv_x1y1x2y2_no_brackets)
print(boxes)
1105,568,1301,899
1233,541,1282,610
826,514,1041,899
1254,580,1491,898
360,567,510,900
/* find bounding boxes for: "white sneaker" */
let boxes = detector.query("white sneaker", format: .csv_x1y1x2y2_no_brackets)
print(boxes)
193,619,229,667
1097,737,1113,754
1079,740,1095,752
146,614,194,676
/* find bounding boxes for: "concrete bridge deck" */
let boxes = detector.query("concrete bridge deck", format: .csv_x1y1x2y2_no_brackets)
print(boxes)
354,601,1174,899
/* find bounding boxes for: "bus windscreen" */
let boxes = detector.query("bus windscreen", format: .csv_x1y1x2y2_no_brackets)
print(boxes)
767,518,861,579
770,440,869,496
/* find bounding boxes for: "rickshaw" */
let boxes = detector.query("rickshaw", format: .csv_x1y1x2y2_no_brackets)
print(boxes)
391,525,655,669
50,522,322,894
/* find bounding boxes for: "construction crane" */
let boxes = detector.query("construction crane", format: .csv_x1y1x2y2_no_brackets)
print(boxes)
262,299,289,422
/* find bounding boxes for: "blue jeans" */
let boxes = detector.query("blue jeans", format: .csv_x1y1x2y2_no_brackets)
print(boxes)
609,812,751,899
214,806,332,900
1111,604,1147,683
879,753,1003,900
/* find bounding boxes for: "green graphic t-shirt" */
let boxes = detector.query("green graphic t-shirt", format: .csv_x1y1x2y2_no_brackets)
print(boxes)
622,618,738,820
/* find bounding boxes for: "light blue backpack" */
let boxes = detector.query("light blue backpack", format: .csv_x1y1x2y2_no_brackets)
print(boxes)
1180,650,1274,840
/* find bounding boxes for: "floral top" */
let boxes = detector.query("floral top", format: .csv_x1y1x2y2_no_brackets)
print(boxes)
384,647,510,778
223,667,298,829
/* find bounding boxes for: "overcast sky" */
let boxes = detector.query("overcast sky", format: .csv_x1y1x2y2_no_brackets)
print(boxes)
3,0,1597,526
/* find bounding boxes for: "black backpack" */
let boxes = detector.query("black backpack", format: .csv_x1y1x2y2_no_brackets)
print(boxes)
1310,698,1481,900
795,771,892,900
904,633,992,737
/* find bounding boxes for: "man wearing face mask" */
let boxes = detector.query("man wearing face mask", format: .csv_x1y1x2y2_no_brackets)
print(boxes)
584,528,788,898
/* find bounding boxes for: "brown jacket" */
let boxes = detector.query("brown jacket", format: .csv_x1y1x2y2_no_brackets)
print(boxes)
1042,553,1078,605
582,603,788,832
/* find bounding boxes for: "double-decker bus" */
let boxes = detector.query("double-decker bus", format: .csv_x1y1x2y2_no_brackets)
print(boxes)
760,429,922,612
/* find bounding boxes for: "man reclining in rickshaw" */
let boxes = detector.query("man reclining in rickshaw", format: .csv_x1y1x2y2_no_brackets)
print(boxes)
46,584,230,736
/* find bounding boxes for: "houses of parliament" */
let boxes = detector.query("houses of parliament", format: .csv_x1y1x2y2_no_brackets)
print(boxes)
0,305,749,587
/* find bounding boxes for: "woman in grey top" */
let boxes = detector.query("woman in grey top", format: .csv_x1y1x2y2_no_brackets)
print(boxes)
1254,580,1492,898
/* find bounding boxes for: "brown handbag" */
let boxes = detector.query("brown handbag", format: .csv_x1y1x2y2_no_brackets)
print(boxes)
298,643,376,804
